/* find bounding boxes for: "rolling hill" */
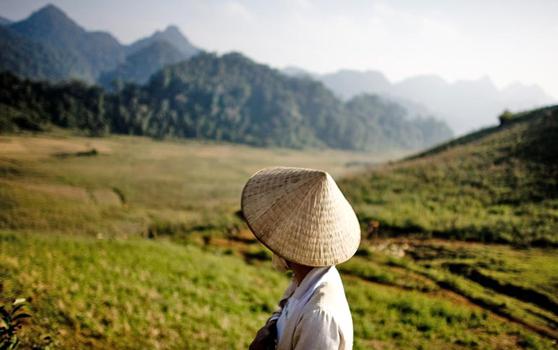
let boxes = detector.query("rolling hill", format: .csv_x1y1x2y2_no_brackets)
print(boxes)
340,105,558,245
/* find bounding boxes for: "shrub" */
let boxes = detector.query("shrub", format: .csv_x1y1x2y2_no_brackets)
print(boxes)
0,299,31,350
498,110,514,125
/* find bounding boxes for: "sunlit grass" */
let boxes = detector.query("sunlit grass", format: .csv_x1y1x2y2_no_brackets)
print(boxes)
1,231,287,349
341,108,558,245
2,231,554,349
0,133,401,236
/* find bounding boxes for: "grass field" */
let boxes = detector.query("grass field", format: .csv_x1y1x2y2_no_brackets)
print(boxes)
3,232,556,349
341,106,558,245
0,133,397,237
1,132,557,349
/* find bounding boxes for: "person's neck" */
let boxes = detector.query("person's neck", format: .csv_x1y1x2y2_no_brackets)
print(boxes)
290,262,314,285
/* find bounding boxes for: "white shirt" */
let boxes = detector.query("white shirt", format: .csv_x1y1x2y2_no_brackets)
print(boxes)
272,266,353,350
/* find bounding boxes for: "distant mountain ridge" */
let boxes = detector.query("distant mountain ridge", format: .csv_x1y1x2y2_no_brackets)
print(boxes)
321,69,392,97
314,68,556,134
8,4,125,81
100,25,201,88
0,4,201,85
99,40,186,87
0,16,11,25
127,25,199,57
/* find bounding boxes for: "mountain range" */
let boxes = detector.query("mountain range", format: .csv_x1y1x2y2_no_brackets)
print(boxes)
0,4,454,152
0,51,453,151
285,68,556,134
0,4,200,85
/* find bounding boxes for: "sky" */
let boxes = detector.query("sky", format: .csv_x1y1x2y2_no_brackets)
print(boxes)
2,0,558,98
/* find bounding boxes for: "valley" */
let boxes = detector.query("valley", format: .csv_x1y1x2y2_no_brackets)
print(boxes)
1,127,557,349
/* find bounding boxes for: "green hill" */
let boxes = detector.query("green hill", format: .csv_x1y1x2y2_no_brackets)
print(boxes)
8,4,125,82
100,25,201,88
0,26,78,81
0,52,452,151
99,40,186,88
340,106,558,245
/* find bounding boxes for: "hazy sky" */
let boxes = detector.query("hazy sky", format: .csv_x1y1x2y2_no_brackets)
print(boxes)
2,0,557,98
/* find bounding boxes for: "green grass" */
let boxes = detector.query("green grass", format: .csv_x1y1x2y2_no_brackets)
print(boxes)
2,231,555,349
0,133,399,237
341,106,558,245
2,132,558,349
363,241,558,341
1,231,288,349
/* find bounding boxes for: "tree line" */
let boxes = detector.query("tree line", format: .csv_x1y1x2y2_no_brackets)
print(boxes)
0,52,452,151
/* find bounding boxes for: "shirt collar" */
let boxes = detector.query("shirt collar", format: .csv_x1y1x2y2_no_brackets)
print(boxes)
291,266,333,302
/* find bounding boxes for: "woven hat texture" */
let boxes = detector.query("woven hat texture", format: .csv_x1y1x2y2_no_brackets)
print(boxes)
241,167,361,267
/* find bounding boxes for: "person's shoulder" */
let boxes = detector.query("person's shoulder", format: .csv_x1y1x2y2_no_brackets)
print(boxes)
300,283,352,339
305,279,349,315
305,267,353,320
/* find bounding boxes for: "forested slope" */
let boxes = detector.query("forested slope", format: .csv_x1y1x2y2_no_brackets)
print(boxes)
0,52,452,151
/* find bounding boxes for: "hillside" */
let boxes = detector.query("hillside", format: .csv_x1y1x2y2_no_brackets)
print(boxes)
100,25,201,87
341,106,558,245
141,52,451,150
8,4,125,82
98,40,186,88
0,26,75,81
0,52,452,151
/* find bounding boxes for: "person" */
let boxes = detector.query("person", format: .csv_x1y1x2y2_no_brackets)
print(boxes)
241,167,361,350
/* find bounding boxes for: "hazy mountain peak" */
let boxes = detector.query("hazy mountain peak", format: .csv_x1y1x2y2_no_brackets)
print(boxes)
400,74,447,87
99,40,185,87
320,68,391,99
8,3,125,82
452,76,498,95
36,3,66,15
162,25,181,35
503,81,553,97
128,24,199,57
8,3,88,45
0,15,12,26
23,4,79,30
281,66,314,78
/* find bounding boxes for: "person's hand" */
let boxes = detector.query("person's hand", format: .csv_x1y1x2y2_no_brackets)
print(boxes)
249,319,277,350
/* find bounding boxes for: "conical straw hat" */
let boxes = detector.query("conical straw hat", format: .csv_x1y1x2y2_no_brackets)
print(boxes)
241,167,361,267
